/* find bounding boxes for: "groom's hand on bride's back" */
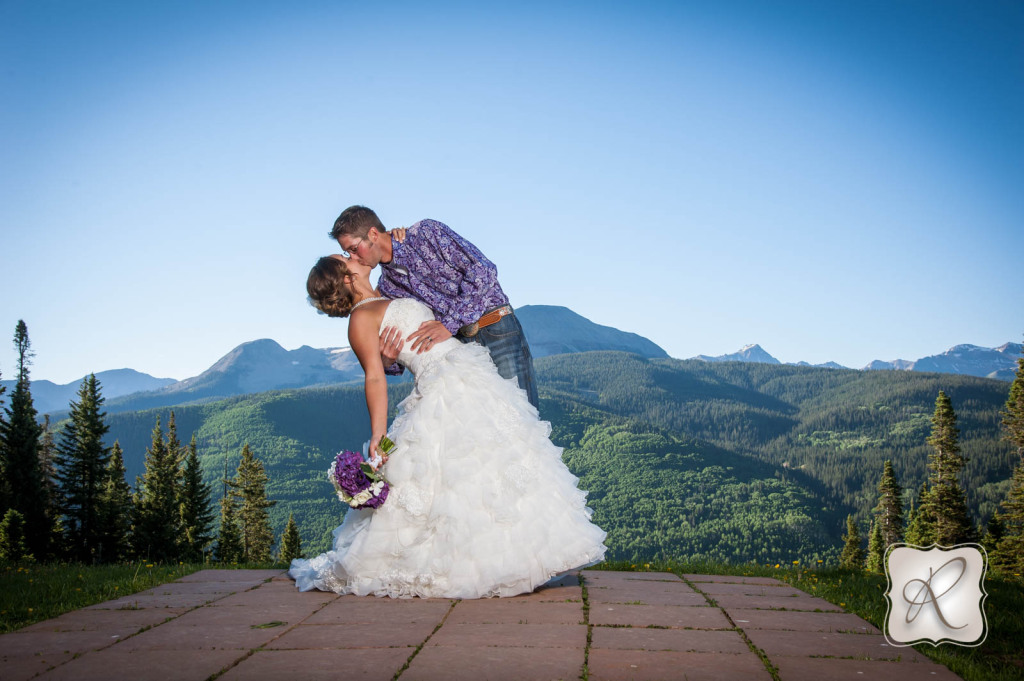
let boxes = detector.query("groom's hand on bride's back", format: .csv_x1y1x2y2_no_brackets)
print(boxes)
379,326,405,366
409,320,452,354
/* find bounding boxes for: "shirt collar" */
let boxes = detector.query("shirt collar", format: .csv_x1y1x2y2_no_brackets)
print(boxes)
383,232,405,268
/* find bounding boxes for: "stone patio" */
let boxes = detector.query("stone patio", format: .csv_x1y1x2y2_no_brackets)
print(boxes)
0,569,963,680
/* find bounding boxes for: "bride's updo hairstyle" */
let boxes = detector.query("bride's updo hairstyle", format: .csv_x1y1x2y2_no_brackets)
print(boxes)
307,256,355,318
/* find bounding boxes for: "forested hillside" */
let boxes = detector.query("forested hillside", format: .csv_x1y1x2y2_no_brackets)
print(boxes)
97,352,1016,560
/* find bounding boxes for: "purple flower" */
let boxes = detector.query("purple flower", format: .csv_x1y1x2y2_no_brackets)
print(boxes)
329,450,390,510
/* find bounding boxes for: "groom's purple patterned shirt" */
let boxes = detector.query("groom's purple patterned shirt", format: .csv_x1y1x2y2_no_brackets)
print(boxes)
378,219,509,335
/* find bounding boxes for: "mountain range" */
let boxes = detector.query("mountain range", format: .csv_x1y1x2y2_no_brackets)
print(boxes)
7,305,1018,415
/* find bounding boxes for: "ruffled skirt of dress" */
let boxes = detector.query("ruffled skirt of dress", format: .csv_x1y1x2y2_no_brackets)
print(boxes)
289,342,607,598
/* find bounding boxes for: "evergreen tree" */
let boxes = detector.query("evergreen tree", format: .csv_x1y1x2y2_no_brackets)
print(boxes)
278,513,302,563
865,520,884,573
1002,344,1024,461
0,367,7,515
133,417,183,562
97,442,134,562
0,321,48,558
981,512,1004,560
904,483,934,545
179,435,215,561
993,463,1024,575
229,444,276,562
55,374,110,562
839,515,865,569
872,460,904,548
215,489,243,563
993,345,1024,574
0,509,32,562
38,415,59,523
925,391,974,545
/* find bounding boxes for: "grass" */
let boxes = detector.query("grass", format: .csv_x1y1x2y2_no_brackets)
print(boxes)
0,560,288,633
592,558,1024,681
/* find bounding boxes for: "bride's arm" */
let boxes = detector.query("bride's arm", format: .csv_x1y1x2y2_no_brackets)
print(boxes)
349,312,389,458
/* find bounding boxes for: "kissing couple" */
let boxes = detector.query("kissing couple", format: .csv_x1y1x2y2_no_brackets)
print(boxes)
289,205,606,599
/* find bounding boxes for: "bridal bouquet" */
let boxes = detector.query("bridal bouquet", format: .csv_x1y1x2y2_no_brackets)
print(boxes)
328,437,395,510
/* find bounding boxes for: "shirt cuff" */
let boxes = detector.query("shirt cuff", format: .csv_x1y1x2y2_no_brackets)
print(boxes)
384,362,404,376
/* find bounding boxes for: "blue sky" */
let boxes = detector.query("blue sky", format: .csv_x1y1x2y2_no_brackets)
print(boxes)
1,0,1022,385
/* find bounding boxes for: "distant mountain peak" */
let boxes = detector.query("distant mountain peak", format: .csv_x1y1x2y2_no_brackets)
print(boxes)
865,342,1020,380
692,344,780,365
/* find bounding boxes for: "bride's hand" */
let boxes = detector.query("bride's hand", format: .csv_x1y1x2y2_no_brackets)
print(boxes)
408,320,452,354
369,434,389,466
390,227,407,242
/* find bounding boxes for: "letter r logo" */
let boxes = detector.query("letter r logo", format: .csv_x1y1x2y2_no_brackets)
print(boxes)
884,543,988,647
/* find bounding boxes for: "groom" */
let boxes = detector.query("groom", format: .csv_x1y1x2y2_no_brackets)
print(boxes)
331,205,539,409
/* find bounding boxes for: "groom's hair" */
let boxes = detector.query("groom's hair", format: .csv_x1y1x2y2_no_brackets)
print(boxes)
330,205,385,241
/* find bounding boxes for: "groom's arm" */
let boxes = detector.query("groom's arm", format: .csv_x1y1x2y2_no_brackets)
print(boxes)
414,219,501,334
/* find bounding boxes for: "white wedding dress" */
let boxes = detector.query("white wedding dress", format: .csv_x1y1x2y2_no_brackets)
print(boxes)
289,298,607,598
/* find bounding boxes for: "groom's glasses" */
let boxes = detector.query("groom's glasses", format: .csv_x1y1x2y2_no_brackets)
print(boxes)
340,236,365,258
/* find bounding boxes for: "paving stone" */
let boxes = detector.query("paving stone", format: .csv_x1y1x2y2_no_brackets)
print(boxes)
304,596,452,625
582,570,683,582
220,648,412,681
19,608,186,634
174,569,285,583
773,656,965,680
726,608,880,634
507,585,583,602
0,629,124,657
428,622,587,648
588,648,772,681
0,630,115,681
112,604,303,651
209,583,336,608
745,629,929,662
694,582,805,597
683,574,786,586
587,584,707,606
591,626,749,653
447,599,584,625
266,621,437,649
0,649,75,681
34,647,245,681
137,581,243,596
402,644,583,681
83,592,227,610
588,604,733,629
710,594,843,611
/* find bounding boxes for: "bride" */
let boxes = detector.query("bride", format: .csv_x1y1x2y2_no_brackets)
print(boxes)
289,254,607,599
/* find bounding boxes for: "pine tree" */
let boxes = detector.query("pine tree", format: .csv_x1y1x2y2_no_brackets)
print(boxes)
993,463,1024,575
0,509,32,562
926,391,974,545
993,346,1024,574
865,520,884,573
0,321,48,558
38,415,59,524
97,442,134,562
133,417,183,562
904,483,934,545
229,444,276,562
55,374,110,562
872,460,904,547
0,367,8,516
278,513,302,563
179,435,215,561
215,489,243,563
839,515,865,569
1002,344,1024,461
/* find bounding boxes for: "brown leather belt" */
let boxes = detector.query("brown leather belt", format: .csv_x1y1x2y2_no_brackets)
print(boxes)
477,305,513,329
459,305,513,337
